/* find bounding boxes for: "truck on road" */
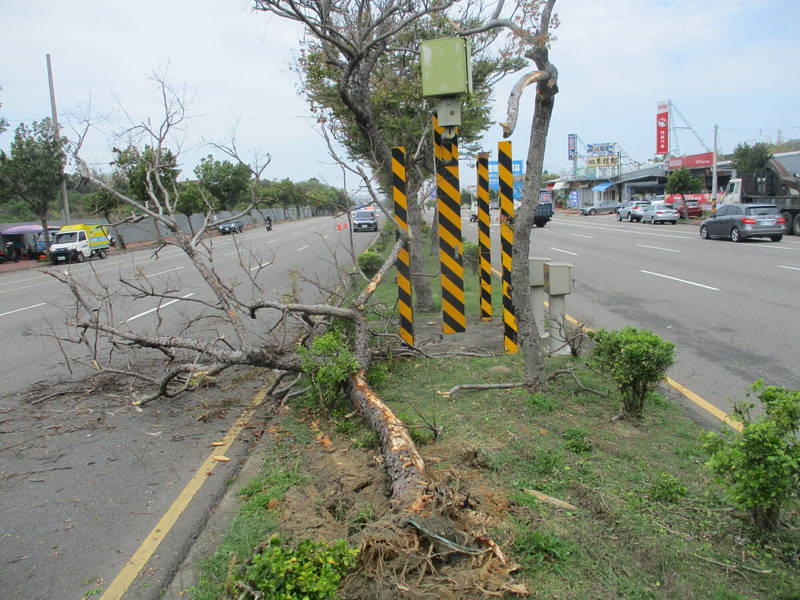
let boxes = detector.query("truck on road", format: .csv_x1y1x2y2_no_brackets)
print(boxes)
723,158,800,235
49,224,112,264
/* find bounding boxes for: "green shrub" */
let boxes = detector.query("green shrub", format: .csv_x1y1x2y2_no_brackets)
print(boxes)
562,428,593,454
703,382,800,531
590,327,675,417
243,537,358,599
513,526,574,571
300,331,360,410
357,250,384,278
462,241,479,274
648,472,688,503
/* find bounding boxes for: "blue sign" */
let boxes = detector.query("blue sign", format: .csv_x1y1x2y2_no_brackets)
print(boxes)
568,134,577,160
587,143,615,155
569,190,579,207
488,160,524,199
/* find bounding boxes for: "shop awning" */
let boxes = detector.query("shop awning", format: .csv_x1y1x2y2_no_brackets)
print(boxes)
0,224,43,235
591,181,614,192
552,181,569,190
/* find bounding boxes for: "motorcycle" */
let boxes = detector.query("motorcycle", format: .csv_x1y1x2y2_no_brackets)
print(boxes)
265,219,273,231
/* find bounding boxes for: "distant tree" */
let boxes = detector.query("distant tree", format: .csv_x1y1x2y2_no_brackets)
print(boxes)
731,142,773,177
176,180,216,233
665,167,703,218
193,155,250,211
90,180,128,250
0,118,67,246
298,178,348,214
113,145,180,208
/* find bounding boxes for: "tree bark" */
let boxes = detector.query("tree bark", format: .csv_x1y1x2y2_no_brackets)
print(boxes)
348,371,427,510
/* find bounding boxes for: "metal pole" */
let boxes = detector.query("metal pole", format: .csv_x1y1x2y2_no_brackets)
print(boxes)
46,54,70,225
711,124,719,208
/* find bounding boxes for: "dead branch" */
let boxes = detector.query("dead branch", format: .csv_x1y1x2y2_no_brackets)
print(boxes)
445,382,526,397
500,70,549,138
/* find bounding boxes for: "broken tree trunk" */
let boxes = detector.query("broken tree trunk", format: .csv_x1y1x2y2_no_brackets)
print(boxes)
348,370,428,511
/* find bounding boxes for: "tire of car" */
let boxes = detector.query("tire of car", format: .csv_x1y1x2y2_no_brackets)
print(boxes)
588,208,596,215
794,214,800,236
730,227,743,242
781,211,793,234
98,249,107,259
700,225,710,239
671,220,676,225
617,212,622,221
76,251,85,263
627,213,633,222
771,235,783,242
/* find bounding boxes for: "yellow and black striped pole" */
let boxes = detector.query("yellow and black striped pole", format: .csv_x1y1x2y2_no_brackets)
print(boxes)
476,152,492,321
498,141,518,353
392,146,414,346
433,116,465,334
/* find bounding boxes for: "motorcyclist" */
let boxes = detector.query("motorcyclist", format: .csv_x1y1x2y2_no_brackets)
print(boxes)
265,216,272,231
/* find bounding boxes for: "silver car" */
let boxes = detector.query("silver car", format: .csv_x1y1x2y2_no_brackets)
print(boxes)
700,204,784,242
640,202,679,225
617,200,651,222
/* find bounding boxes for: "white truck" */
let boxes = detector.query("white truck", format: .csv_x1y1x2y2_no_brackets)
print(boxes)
723,158,800,235
49,224,112,264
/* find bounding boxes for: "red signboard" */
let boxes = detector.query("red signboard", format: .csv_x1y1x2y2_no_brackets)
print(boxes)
665,193,712,204
656,103,669,155
667,152,714,170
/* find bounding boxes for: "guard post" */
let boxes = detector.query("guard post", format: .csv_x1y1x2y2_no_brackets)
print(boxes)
392,146,414,346
498,141,518,353
544,262,574,353
477,152,492,320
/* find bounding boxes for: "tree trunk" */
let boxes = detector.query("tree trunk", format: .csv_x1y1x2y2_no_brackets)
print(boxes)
511,72,558,393
406,181,434,312
348,371,427,510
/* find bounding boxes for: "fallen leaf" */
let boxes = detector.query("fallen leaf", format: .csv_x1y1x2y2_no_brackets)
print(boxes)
211,456,231,462
210,441,224,447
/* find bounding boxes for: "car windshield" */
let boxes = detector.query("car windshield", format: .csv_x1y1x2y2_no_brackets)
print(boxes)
354,211,374,219
745,206,778,216
55,232,77,243
653,203,669,211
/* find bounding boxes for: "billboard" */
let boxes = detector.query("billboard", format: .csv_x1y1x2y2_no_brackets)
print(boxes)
667,152,713,170
586,155,618,167
587,143,615,155
488,160,524,199
568,134,577,160
656,102,669,155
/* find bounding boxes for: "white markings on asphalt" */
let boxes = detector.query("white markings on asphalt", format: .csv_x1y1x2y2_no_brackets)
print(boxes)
0,302,46,318
777,265,800,271
571,233,594,239
297,244,310,252
145,266,184,278
323,235,330,240
0,274,49,286
122,293,195,324
249,260,274,271
549,247,578,256
637,244,680,253
0,280,52,295
640,270,719,291
292,232,302,236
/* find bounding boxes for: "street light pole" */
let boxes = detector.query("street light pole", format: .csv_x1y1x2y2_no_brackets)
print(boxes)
46,54,70,225
711,124,719,208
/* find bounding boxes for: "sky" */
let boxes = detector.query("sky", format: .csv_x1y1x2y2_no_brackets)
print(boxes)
2,0,799,190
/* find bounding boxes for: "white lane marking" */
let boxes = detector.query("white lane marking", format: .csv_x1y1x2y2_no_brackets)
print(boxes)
323,235,329,240
0,281,52,295
265,238,279,244
0,274,50,286
0,302,46,318
746,244,800,252
122,293,195,324
550,220,695,240
144,266,184,277
571,233,594,239
778,265,800,271
292,232,302,236
637,244,680,253
549,247,578,256
249,260,273,271
297,244,309,252
640,270,719,291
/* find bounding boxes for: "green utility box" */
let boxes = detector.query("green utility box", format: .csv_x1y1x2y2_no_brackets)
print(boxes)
420,37,473,97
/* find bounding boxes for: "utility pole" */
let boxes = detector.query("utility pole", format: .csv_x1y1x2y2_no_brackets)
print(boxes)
712,124,719,208
47,54,70,225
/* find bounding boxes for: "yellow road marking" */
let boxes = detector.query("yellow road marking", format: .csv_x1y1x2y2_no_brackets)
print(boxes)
100,385,270,600
490,266,740,431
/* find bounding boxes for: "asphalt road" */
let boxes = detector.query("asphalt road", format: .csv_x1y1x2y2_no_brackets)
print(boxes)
0,214,378,600
463,211,800,420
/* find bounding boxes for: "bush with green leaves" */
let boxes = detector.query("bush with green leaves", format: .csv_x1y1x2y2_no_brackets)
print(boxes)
243,537,358,599
590,327,675,417
300,331,360,410
357,250,384,278
461,241,480,274
703,382,800,531
648,472,688,503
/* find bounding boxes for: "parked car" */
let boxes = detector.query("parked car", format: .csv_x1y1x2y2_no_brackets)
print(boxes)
218,220,244,235
640,202,679,224
617,200,651,222
580,202,618,215
667,197,702,218
699,204,784,242
352,209,378,232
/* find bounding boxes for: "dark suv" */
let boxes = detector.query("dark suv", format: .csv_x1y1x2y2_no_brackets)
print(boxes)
218,220,243,235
